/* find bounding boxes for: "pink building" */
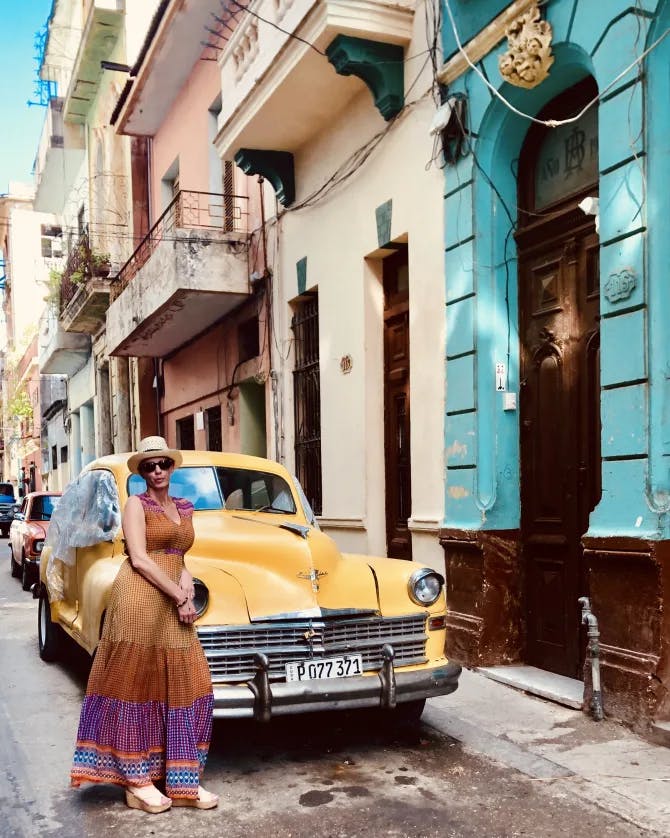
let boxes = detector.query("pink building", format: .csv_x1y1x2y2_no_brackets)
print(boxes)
107,0,268,454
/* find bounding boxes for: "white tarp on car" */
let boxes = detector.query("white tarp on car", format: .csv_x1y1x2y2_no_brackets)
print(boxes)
45,470,121,600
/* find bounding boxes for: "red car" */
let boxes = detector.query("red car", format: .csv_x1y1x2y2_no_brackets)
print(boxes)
9,492,61,591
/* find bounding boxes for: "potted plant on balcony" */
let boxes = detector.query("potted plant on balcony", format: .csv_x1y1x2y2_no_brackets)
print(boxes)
89,250,111,278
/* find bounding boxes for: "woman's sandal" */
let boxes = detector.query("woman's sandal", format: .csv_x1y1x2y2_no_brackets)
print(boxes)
171,787,219,810
125,787,172,814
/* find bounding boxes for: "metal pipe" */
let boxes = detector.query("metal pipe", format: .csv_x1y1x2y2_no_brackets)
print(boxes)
578,597,603,721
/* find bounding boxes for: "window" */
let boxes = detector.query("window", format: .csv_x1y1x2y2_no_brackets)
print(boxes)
60,445,68,464
291,294,322,515
176,415,195,450
205,406,222,451
40,224,63,258
127,465,296,514
51,445,58,470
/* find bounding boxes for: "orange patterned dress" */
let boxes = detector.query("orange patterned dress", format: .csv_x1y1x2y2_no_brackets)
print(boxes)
71,493,213,799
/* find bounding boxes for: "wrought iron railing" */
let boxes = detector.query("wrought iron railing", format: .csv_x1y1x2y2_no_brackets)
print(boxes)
110,190,248,302
59,232,91,311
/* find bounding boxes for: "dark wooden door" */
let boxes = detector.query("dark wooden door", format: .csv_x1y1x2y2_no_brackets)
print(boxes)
518,220,600,677
384,249,412,560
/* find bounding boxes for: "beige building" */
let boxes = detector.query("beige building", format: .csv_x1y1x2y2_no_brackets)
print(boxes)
36,0,161,482
215,0,446,569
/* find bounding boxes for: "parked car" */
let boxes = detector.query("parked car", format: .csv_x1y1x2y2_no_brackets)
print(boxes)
10,491,61,591
0,482,16,538
36,450,460,722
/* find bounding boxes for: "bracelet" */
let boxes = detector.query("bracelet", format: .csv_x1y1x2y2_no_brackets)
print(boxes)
176,594,189,608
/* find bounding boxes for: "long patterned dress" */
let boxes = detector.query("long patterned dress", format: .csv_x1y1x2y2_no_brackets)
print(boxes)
71,493,213,799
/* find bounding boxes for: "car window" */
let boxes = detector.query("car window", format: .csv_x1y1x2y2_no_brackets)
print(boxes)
31,495,58,521
0,483,15,499
128,466,223,510
218,467,296,513
127,465,296,513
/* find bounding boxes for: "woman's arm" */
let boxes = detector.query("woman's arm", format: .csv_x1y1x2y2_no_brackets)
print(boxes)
123,496,193,612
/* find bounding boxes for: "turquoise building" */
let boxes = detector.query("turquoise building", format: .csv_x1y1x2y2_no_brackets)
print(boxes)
439,0,670,731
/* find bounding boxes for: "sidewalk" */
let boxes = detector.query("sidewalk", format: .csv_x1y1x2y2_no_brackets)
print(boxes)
425,668,670,836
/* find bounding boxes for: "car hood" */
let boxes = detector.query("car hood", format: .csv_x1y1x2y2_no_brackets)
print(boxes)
186,512,380,623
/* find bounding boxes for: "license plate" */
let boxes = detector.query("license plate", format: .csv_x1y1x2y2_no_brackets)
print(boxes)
285,655,363,682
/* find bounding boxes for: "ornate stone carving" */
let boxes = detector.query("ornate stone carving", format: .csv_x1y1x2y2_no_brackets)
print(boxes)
498,3,554,89
604,268,637,303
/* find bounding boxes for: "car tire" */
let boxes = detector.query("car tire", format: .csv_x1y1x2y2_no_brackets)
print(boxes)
38,587,62,662
9,545,20,578
1,526,9,539
21,554,32,591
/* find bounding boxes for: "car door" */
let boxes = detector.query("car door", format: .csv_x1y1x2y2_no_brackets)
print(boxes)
11,498,28,561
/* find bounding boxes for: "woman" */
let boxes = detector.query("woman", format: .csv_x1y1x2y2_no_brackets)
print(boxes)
70,436,218,813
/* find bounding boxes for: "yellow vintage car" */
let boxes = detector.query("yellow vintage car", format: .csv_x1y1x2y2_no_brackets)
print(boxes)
36,450,460,721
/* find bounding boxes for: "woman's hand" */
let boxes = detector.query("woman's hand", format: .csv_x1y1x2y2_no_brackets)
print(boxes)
177,598,197,624
178,567,195,601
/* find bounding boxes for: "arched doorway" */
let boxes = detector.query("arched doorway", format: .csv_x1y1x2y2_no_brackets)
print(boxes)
516,78,602,678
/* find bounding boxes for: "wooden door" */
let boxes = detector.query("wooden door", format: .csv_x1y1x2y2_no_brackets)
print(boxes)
384,248,412,560
518,220,600,677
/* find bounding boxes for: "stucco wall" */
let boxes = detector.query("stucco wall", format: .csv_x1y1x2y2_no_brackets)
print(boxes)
275,83,446,569
150,58,221,216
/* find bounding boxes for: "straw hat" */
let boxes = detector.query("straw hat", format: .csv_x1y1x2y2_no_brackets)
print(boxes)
127,436,183,475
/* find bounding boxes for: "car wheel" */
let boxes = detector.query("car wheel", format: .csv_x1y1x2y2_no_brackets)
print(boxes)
21,554,32,591
38,587,63,662
9,545,20,578
1,526,9,538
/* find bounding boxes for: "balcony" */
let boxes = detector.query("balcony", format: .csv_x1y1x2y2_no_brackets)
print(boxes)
215,0,415,160
59,233,113,335
33,98,86,213
106,190,250,357
39,309,90,377
64,1,124,124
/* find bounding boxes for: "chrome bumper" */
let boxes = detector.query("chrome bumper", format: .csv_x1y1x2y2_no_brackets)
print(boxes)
212,649,462,719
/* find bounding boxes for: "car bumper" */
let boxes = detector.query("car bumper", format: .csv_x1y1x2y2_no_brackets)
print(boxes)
211,659,462,719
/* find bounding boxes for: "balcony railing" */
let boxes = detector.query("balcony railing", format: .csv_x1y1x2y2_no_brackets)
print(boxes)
110,190,248,302
60,232,94,311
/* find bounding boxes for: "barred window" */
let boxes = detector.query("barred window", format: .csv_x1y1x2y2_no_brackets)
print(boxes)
291,294,322,515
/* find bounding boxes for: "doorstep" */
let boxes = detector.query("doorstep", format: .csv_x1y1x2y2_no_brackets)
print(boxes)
477,665,584,710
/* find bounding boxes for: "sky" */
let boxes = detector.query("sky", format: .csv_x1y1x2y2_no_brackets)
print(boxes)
0,0,54,194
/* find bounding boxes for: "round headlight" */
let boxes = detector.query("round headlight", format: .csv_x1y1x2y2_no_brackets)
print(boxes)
192,578,209,618
408,568,444,606
34,540,44,553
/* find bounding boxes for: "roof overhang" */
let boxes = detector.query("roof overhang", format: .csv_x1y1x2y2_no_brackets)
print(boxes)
114,0,222,136
63,3,124,124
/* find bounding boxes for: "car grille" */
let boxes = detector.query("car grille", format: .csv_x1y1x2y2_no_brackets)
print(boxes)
0,503,13,513
198,614,428,682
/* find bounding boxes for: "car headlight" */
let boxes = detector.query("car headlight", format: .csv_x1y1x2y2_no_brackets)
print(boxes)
34,540,44,554
192,578,209,618
408,568,444,606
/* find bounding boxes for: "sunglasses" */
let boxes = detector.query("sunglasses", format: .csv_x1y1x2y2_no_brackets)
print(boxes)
139,458,175,474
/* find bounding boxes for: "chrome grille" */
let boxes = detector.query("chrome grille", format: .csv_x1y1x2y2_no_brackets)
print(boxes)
198,614,428,682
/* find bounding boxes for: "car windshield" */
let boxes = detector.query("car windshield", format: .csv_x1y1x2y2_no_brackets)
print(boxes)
128,466,297,514
0,483,14,499
31,495,58,521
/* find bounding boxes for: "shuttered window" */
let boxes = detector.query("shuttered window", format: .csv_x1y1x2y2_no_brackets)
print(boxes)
291,294,322,515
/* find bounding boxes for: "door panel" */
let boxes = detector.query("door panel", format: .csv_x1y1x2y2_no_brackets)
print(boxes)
519,228,600,677
384,249,412,561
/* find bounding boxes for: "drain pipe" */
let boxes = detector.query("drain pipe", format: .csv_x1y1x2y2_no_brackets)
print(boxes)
578,597,604,721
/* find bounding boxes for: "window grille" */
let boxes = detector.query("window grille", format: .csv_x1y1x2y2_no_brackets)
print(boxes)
291,294,322,515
